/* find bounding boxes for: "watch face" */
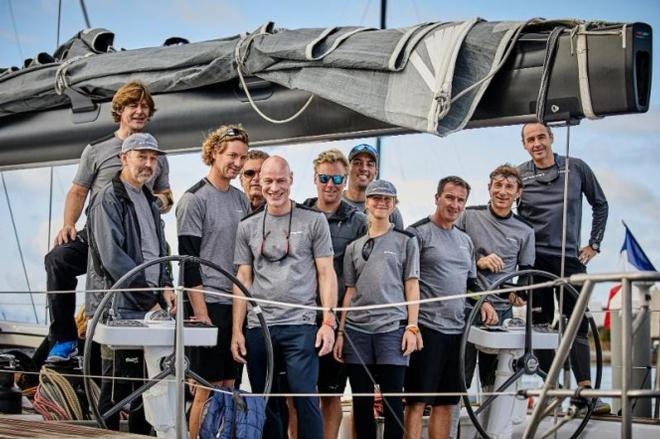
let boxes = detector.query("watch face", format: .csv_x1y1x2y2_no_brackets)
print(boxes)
591,243,600,250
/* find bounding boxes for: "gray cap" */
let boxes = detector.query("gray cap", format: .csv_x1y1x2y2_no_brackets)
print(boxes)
366,179,397,197
121,133,166,155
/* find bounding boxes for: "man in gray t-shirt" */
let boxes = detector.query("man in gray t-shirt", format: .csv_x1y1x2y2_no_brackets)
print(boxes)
232,156,336,439
456,164,535,394
176,125,250,439
44,81,172,363
404,176,498,439
342,143,404,229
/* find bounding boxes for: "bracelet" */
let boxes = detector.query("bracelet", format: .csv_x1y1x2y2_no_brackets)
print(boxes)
405,326,419,335
322,319,336,329
336,329,344,334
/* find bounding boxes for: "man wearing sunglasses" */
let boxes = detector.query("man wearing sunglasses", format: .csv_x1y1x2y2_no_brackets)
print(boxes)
240,149,270,211
517,122,609,413
232,156,337,439
175,125,251,439
303,149,367,439
343,143,405,229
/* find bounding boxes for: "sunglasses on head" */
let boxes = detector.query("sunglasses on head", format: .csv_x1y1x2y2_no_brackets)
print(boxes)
217,127,248,144
317,174,346,185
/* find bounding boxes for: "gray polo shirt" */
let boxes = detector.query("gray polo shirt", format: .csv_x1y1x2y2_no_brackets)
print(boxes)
407,217,475,334
74,134,170,199
234,202,334,329
517,154,608,258
176,178,250,304
343,228,420,334
123,181,160,286
342,194,405,229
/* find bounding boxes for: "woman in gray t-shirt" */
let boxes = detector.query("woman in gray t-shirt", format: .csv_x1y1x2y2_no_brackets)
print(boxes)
333,180,421,439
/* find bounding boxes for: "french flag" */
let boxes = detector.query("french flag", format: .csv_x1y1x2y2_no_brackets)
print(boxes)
603,222,656,329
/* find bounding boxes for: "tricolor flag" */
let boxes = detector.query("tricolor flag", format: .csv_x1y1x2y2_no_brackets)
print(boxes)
604,222,656,329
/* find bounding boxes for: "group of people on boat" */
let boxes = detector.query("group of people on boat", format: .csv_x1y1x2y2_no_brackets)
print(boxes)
40,80,610,438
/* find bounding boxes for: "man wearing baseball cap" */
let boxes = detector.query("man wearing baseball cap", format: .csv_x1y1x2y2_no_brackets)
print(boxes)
343,143,405,229
87,132,175,435
44,81,172,364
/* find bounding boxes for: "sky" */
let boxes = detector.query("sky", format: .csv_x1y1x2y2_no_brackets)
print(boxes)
0,0,658,324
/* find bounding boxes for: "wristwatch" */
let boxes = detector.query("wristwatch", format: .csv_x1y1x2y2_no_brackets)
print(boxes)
590,242,600,252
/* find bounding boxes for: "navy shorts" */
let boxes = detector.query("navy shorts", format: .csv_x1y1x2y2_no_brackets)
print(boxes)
405,325,461,405
189,303,240,382
342,326,408,366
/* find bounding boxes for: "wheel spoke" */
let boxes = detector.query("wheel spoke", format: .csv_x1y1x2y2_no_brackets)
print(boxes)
475,368,525,416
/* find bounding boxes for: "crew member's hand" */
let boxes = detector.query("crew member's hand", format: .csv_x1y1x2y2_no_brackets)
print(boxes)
155,193,172,214
477,253,504,273
579,245,598,265
508,292,526,307
480,301,499,326
231,332,247,364
190,313,212,325
162,288,177,314
333,334,344,363
55,224,77,245
315,325,335,356
401,328,422,356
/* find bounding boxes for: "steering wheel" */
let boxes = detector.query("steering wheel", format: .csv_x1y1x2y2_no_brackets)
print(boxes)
458,269,602,439
82,255,274,429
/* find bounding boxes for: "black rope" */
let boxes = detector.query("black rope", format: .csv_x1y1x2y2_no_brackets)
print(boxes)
536,26,565,122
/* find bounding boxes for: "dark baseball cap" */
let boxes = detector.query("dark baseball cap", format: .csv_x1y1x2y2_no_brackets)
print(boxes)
348,143,378,162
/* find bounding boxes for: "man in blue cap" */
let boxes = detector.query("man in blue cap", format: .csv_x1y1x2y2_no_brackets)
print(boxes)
343,143,404,229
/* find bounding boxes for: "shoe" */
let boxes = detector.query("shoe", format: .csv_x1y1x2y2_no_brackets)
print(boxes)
46,340,78,362
570,395,611,415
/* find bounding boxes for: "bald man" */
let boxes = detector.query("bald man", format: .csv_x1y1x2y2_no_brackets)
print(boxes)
231,156,337,439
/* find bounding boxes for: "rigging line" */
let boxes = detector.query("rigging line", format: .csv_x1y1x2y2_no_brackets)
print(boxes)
358,0,372,27
7,0,25,62
56,0,62,48
0,172,38,324
79,0,91,28
46,167,54,325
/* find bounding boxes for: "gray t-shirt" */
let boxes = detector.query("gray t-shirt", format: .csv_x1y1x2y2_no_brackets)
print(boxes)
407,218,476,334
176,179,250,304
74,134,170,200
342,193,405,229
457,206,535,309
343,228,420,334
123,181,160,286
234,203,334,329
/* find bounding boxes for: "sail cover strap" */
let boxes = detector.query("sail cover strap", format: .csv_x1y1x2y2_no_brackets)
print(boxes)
574,24,603,120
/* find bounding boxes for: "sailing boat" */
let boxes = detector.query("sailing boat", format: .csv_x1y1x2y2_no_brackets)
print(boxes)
0,2,658,438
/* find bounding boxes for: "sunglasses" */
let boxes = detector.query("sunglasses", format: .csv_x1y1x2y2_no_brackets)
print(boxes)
217,127,249,144
533,162,561,184
259,205,293,262
361,238,375,261
317,174,346,185
242,169,260,178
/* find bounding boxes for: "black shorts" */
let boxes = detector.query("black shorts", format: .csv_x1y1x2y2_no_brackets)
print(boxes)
405,326,461,406
189,303,240,382
318,350,348,394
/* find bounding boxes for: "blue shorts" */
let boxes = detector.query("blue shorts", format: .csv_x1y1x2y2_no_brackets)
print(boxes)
342,326,408,366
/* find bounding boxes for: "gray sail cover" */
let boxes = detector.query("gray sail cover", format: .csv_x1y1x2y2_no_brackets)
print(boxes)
0,20,523,136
